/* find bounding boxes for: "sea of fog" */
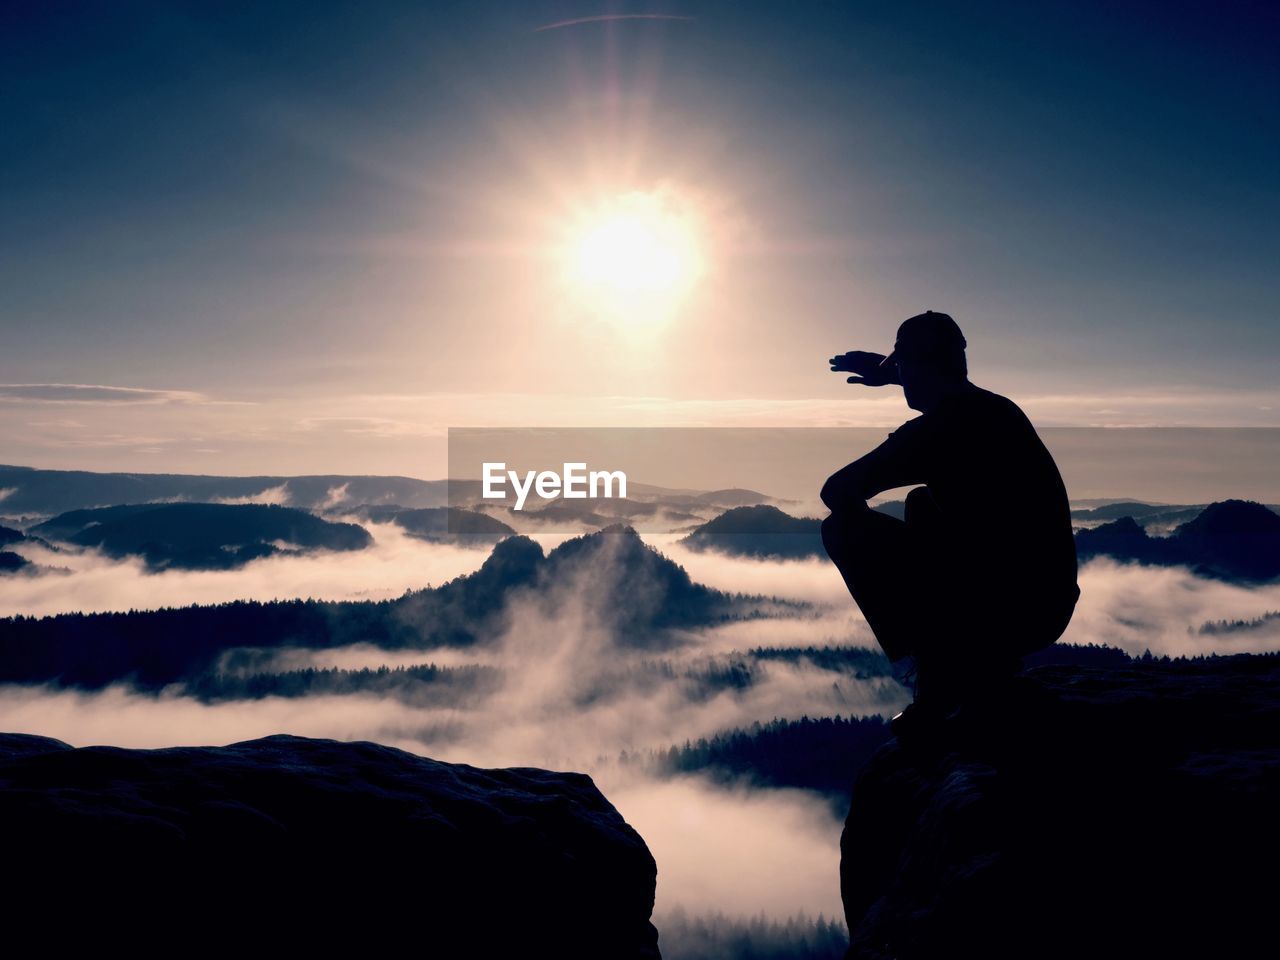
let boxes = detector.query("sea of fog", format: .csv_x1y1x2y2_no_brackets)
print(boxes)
2,522,1279,922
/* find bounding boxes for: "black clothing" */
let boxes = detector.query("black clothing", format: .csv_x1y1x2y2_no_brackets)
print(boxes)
823,383,1079,706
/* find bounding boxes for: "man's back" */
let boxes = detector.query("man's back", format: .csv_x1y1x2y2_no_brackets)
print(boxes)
824,311,1081,707
876,383,1079,599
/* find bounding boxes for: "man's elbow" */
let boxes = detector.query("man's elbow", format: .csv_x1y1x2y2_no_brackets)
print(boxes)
820,476,842,511
821,473,866,513
820,479,836,511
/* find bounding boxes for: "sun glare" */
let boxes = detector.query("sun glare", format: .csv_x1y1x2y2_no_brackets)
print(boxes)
563,190,703,320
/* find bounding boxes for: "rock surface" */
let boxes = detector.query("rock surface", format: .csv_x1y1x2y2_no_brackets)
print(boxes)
0,733,660,958
841,654,1280,959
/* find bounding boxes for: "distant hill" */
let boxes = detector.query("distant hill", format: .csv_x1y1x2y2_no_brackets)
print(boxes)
521,502,613,528
530,497,704,525
0,464,452,515
1171,499,1280,580
647,714,892,813
679,499,1280,579
344,505,513,545
0,523,51,573
494,499,710,532
2,463,804,535
30,503,167,541
0,527,778,689
1072,499,1280,533
679,501,927,559
1076,499,1280,582
610,484,773,509
1071,500,1208,532
1071,501,1195,521
447,495,718,531
0,465,779,533
693,488,772,508
870,499,908,520
0,551,30,574
680,504,824,559
31,503,372,571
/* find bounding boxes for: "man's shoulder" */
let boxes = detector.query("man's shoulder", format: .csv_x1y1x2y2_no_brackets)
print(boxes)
887,386,1032,443
886,412,929,441
961,383,1017,407
950,384,1031,423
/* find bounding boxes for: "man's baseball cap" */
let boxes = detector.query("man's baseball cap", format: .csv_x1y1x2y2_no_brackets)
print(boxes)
881,310,967,368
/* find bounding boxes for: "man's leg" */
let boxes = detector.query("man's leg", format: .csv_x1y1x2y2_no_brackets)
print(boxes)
893,487,1021,712
821,501,923,663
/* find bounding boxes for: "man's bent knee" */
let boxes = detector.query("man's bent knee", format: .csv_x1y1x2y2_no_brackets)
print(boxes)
821,512,845,561
904,486,943,526
822,505,871,552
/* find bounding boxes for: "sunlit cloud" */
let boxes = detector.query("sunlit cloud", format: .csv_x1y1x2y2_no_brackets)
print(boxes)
296,416,444,439
609,775,843,918
39,433,178,449
1063,557,1280,656
210,483,292,506
0,523,488,617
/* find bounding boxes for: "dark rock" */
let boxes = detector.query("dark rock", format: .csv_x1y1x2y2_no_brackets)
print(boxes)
841,656,1280,958
0,733,660,958
0,731,72,759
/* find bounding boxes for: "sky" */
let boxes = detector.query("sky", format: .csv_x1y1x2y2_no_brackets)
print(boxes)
1,1,1277,476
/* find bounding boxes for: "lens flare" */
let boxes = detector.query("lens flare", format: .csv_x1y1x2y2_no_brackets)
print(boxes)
563,190,703,321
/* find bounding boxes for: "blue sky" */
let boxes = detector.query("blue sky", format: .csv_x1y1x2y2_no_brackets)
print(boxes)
1,1,1277,474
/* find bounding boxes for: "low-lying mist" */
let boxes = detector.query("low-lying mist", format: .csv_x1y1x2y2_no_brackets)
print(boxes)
0,523,489,616
2,525,1279,921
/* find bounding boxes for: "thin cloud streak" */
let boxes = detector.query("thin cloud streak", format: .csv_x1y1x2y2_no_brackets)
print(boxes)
0,384,249,406
535,14,695,33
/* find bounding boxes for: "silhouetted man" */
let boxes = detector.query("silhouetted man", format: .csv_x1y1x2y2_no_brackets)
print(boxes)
821,311,1079,733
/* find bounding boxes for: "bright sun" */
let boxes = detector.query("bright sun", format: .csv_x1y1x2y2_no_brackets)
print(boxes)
562,190,702,319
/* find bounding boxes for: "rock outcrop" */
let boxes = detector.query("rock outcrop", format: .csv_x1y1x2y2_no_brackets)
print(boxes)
841,655,1280,959
0,733,660,959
